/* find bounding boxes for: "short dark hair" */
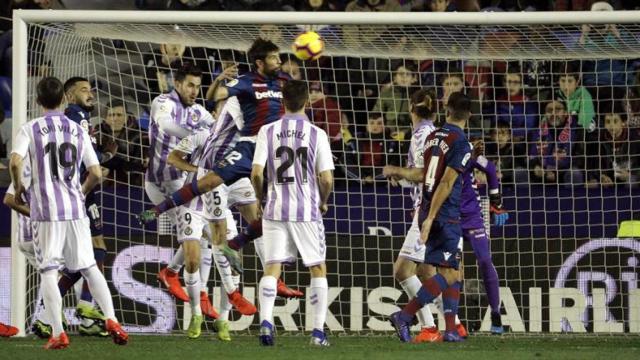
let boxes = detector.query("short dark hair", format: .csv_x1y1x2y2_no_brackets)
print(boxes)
282,80,308,112
174,62,202,83
447,92,472,121
63,76,89,94
248,38,279,67
367,112,384,121
37,77,65,109
108,99,125,109
410,88,436,119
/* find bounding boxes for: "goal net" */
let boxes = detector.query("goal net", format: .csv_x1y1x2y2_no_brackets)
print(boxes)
9,10,640,335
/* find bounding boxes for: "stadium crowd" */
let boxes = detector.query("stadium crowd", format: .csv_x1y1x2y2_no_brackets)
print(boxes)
0,0,639,189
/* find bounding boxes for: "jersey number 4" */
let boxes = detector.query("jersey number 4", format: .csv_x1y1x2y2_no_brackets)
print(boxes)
424,155,440,193
44,142,77,181
276,146,308,185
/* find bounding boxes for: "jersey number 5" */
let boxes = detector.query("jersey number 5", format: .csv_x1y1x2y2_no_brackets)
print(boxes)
44,142,77,181
276,146,308,185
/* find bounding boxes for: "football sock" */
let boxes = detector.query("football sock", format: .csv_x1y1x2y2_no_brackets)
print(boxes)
41,270,64,336
184,270,201,315
228,220,262,251
310,277,328,331
470,232,501,315
213,245,237,293
400,273,448,322
258,276,277,325
81,266,116,320
434,296,461,325
400,275,435,328
219,275,240,322
199,245,213,291
442,281,461,332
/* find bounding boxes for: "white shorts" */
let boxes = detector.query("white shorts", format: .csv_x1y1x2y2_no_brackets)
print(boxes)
177,207,238,244
204,178,256,221
32,218,95,272
398,211,426,263
18,238,37,267
262,219,326,267
145,179,185,224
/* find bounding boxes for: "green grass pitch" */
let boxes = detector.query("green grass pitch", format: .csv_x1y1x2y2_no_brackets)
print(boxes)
1,334,639,360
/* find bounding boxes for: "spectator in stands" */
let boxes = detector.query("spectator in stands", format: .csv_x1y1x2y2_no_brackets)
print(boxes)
347,112,401,184
529,100,584,185
588,111,640,188
495,68,538,142
307,81,343,143
144,43,186,96
579,2,633,115
343,0,402,48
556,70,596,133
258,24,284,44
426,0,456,11
144,44,214,100
95,100,147,185
373,62,418,139
485,122,528,186
439,71,483,132
624,67,640,128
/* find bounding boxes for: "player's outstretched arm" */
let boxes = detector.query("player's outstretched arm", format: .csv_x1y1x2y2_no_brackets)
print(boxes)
9,154,25,206
167,148,198,173
383,165,422,183
318,170,334,215
82,164,103,195
419,166,459,244
3,192,30,217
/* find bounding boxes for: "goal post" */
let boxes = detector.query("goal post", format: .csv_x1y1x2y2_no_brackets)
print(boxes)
10,9,640,336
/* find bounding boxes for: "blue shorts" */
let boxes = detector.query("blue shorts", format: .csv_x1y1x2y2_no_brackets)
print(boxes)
423,220,463,269
84,191,103,237
212,141,255,185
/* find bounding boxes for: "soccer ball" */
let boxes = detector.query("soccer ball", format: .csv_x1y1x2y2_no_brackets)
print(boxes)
292,31,324,61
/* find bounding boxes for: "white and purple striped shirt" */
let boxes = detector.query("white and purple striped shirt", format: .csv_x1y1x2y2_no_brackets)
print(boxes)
174,128,210,213
6,157,32,241
407,119,435,208
254,114,334,222
12,111,99,221
198,97,241,170
146,90,214,183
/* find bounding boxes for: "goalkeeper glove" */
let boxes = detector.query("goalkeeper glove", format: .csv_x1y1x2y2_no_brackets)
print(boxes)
489,192,509,227
490,205,509,227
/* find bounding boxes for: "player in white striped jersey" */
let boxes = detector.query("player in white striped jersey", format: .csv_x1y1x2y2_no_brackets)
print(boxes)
383,89,444,343
144,63,215,302
10,77,127,349
166,106,258,338
252,80,334,347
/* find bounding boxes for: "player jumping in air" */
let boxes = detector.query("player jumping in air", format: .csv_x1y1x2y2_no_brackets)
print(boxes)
139,38,302,298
